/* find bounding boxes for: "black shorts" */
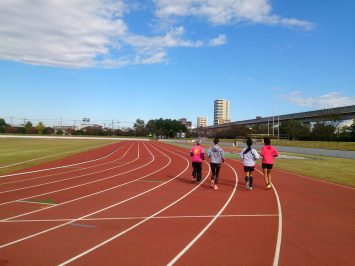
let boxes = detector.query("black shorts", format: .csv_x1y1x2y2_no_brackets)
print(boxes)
262,163,273,169
244,166,255,172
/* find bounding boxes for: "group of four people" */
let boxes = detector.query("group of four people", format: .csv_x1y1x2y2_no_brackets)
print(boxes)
190,137,278,190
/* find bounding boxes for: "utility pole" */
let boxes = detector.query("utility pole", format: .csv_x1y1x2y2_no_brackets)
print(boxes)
267,117,269,136
272,105,275,136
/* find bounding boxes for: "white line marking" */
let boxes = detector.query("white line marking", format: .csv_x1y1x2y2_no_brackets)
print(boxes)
0,142,187,249
16,200,57,206
0,144,137,207
0,143,126,178
0,143,117,169
167,162,238,266
0,142,130,186
233,159,283,266
271,182,282,266
58,152,207,266
1,143,147,219
0,144,134,194
2,214,278,223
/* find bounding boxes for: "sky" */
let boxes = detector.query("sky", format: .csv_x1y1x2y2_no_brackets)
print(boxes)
0,0,354,128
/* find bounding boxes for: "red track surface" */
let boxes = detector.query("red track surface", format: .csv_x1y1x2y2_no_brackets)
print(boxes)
0,141,354,265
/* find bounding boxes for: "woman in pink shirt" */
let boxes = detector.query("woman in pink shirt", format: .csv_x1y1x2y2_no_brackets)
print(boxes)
190,139,205,183
260,137,278,190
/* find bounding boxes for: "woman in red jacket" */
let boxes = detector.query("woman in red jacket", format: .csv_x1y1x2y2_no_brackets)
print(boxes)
260,137,278,190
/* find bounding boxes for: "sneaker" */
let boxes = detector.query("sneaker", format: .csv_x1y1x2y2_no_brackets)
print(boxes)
265,183,272,190
249,186,253,191
246,181,249,189
211,180,214,188
214,184,218,190
191,176,195,183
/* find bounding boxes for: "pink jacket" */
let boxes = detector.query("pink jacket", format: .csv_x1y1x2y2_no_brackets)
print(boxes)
190,145,204,162
260,145,278,164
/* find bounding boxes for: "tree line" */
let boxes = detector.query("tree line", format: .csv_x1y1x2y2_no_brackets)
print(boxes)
1,117,354,141
197,119,355,141
0,118,189,138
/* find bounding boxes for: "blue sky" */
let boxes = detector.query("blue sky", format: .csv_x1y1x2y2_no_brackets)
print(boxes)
0,0,354,128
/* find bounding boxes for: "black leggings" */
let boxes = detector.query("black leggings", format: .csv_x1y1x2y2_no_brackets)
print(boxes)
210,163,221,184
192,162,202,182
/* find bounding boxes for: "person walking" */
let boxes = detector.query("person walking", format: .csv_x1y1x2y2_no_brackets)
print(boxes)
208,137,225,190
240,138,260,190
190,138,205,183
260,137,279,190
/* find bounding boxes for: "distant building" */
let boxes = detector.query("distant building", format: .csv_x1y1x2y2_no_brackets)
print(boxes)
179,118,192,130
214,99,230,125
197,117,208,128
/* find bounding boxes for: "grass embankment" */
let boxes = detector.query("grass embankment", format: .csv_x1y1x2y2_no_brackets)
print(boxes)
169,141,355,188
221,138,355,151
226,152,355,187
0,138,118,176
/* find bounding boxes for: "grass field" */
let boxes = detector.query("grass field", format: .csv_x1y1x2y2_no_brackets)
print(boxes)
220,138,355,151
228,152,355,187
0,138,118,176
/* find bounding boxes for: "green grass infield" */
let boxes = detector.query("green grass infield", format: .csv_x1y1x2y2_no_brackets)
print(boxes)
0,138,118,176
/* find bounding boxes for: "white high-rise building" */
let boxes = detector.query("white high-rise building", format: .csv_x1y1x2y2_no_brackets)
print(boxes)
197,117,208,128
214,99,230,125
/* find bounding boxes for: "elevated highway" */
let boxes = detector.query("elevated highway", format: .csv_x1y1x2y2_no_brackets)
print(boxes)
195,105,355,137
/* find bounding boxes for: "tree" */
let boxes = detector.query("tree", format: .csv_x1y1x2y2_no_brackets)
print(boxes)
0,118,7,127
349,120,355,141
0,118,8,133
36,122,45,134
43,127,55,135
146,118,187,138
133,119,147,136
24,121,36,134
310,122,336,141
279,120,310,140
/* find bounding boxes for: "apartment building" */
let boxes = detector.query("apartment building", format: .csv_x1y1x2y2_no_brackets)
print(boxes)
214,99,230,125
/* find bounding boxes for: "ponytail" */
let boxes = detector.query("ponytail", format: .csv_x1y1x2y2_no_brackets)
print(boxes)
243,138,253,155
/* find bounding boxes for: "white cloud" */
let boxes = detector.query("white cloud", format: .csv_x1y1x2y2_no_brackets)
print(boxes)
154,0,314,30
0,0,130,67
208,34,227,47
0,0,314,68
282,91,355,109
0,0,203,68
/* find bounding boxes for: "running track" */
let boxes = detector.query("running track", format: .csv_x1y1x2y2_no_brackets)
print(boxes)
0,141,353,265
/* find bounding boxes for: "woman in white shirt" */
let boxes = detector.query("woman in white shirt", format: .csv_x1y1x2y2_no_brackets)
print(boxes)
240,138,260,190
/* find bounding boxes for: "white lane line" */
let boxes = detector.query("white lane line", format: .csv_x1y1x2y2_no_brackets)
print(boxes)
0,141,186,248
164,144,283,266
233,159,283,266
16,200,57,206
0,142,130,186
2,214,279,223
0,144,134,194
255,167,282,266
58,151,207,266
0,142,118,169
167,162,238,266
0,143,145,219
0,142,125,178
0,144,137,207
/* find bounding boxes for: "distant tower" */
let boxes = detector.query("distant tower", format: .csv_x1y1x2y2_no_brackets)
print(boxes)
214,99,230,125
197,117,208,128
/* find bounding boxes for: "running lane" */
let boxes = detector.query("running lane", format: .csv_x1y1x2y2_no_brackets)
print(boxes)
269,168,355,265
0,141,190,264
